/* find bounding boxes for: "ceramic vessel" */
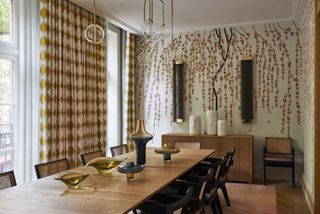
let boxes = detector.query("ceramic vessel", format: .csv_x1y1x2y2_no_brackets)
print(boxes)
206,110,217,135
217,120,227,136
189,115,201,135
128,120,153,165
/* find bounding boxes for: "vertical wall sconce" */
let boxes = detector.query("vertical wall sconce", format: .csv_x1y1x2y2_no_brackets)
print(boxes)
240,56,254,123
173,59,184,122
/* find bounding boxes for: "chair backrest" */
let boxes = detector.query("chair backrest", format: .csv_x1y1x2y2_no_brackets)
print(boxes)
80,150,104,165
35,158,70,179
166,186,194,214
225,149,236,173
265,137,292,154
0,171,16,190
110,144,129,157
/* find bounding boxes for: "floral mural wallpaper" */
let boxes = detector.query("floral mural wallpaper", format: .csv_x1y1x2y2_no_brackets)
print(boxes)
135,21,305,179
300,0,315,203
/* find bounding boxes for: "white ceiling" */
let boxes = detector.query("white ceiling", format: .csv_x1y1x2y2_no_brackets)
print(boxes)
70,0,307,34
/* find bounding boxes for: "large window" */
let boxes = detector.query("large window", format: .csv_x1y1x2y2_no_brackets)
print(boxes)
0,0,16,174
0,0,13,43
0,58,14,173
107,24,121,156
107,23,127,156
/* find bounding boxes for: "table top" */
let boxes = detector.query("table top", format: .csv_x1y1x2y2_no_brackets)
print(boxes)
0,148,215,214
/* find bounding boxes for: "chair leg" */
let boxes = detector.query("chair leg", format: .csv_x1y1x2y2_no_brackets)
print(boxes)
210,201,219,214
215,194,223,214
292,165,295,188
263,164,266,185
221,183,231,207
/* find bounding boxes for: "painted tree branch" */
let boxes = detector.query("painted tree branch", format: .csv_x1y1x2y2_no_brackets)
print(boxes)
212,28,234,110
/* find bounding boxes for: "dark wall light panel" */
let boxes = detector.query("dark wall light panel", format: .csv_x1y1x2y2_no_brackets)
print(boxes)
240,56,254,123
173,59,184,122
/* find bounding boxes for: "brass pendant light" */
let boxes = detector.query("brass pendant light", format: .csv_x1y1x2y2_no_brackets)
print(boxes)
84,0,105,44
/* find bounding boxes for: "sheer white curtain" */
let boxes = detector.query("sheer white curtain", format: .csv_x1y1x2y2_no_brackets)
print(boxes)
14,0,40,184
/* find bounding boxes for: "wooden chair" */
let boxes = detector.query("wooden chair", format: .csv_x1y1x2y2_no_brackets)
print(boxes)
137,187,194,214
263,137,295,187
35,158,70,179
110,144,129,157
201,149,235,207
156,167,215,214
0,171,17,190
80,150,104,165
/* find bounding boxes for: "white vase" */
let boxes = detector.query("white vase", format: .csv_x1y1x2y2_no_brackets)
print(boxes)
206,110,218,135
217,120,227,136
189,115,201,135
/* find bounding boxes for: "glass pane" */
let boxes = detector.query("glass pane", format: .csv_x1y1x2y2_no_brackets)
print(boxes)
0,58,14,173
0,58,13,104
0,0,13,42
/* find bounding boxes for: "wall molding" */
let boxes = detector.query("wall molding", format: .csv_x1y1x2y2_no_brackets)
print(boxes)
302,177,315,214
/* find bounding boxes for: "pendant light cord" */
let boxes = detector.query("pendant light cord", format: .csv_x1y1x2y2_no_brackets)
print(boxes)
94,0,97,43
171,0,173,48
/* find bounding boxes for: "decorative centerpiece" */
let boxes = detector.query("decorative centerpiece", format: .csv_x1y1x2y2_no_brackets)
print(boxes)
117,162,144,182
155,144,180,163
55,172,89,189
85,157,127,174
128,120,153,165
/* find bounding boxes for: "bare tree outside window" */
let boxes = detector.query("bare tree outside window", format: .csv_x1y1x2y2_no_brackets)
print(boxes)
0,59,14,173
0,0,12,42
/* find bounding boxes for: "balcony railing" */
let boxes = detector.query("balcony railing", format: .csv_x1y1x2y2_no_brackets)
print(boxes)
0,132,14,173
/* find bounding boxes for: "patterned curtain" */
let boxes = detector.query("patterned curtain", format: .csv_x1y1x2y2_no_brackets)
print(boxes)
39,0,107,168
125,33,136,152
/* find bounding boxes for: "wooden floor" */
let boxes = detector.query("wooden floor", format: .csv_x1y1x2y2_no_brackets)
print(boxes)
255,180,311,214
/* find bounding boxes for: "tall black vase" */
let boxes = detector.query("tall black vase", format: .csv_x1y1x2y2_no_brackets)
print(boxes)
128,120,153,165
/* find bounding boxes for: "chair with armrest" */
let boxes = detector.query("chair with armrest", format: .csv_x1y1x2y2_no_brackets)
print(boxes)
136,186,194,214
110,144,129,157
80,150,104,165
0,171,17,190
200,149,235,207
263,137,295,187
34,158,70,179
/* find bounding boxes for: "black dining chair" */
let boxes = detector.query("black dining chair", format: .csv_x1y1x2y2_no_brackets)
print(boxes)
80,150,104,165
0,171,17,190
110,144,129,157
201,149,235,207
137,186,194,214
35,158,70,179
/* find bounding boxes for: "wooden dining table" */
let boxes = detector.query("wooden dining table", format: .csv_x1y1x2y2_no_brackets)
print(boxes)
0,148,215,214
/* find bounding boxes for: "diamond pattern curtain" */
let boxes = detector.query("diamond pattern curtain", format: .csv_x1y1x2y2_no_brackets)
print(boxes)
39,0,107,168
125,33,136,152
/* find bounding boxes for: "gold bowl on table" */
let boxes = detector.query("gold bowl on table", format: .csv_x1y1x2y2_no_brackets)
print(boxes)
55,172,89,189
85,157,127,174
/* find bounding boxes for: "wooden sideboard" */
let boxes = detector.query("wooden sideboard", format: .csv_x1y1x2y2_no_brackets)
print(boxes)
162,133,254,183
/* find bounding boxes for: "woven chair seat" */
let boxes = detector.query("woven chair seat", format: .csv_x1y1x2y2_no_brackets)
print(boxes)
264,153,293,162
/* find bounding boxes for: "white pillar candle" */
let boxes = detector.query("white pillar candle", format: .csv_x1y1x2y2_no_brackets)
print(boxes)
217,120,227,136
206,110,218,135
189,115,201,135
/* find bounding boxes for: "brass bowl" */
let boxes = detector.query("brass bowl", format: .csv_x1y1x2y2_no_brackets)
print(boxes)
85,157,127,174
155,145,180,155
55,172,89,189
155,145,180,163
